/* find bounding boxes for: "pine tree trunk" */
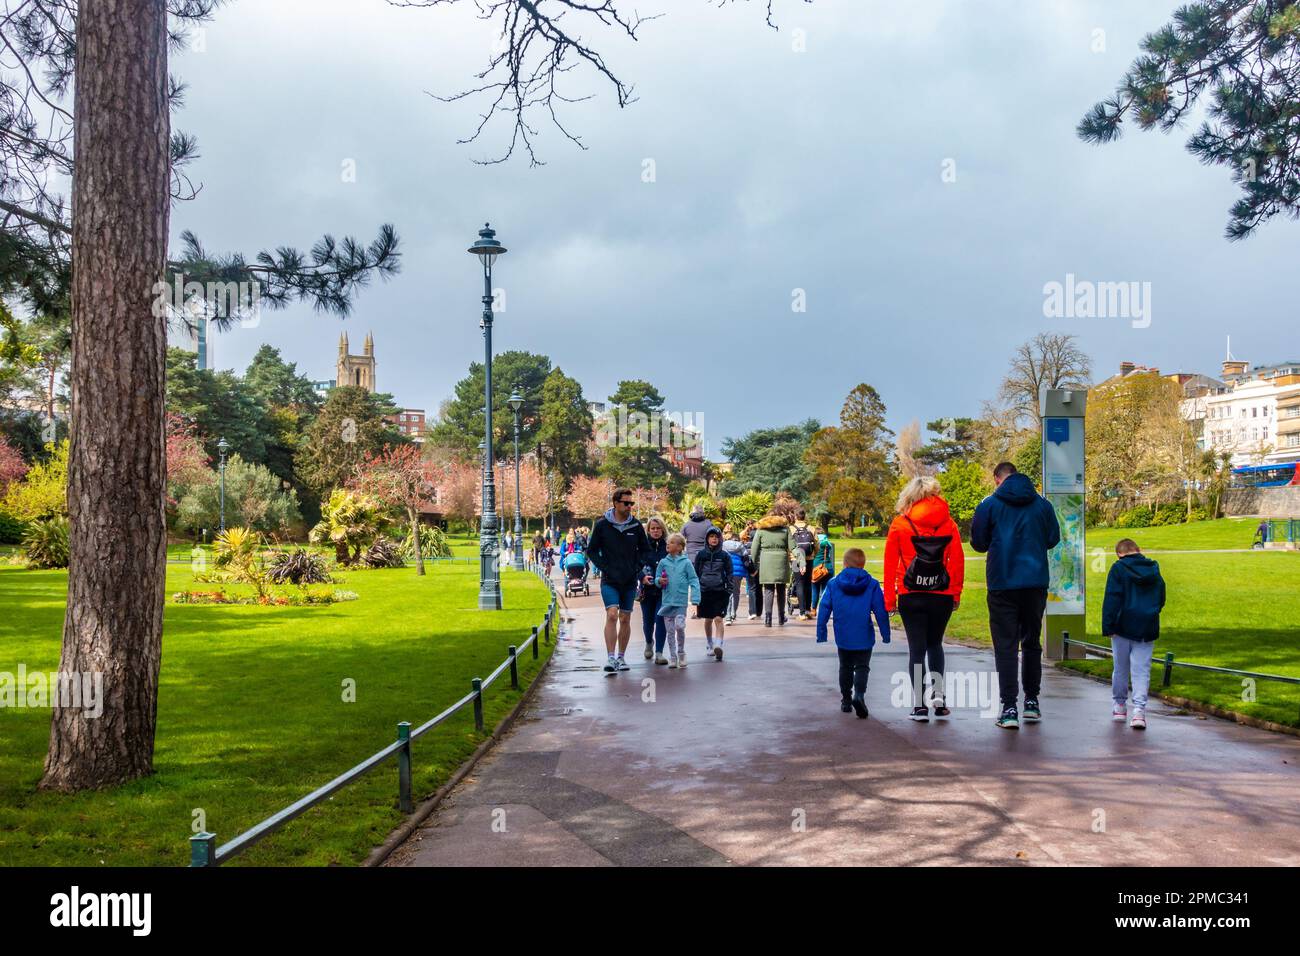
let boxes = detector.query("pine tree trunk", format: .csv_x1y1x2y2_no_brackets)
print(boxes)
40,0,171,792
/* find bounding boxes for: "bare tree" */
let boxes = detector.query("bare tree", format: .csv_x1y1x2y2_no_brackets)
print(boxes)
998,333,1092,428
894,419,931,479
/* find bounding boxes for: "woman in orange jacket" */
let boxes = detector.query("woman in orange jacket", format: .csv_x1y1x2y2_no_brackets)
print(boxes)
883,476,965,722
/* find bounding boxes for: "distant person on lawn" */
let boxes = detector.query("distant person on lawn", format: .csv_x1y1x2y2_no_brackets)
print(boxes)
588,488,651,674
815,548,890,719
1102,538,1166,731
970,462,1060,730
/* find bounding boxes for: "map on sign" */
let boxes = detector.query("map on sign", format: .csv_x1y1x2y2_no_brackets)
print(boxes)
1047,493,1085,614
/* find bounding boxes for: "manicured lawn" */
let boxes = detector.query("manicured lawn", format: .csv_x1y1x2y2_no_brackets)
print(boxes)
0,560,553,866
826,519,1300,727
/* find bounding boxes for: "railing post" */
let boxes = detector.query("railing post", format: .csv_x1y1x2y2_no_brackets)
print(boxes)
472,677,484,732
544,609,551,644
509,645,519,690
190,831,217,868
531,625,539,660
396,721,412,814
1162,652,1175,688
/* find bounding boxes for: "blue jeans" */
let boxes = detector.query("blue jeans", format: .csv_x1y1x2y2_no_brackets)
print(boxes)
641,588,667,652
600,581,636,613
1111,636,1155,711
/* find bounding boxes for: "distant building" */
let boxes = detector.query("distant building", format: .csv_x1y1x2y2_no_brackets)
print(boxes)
388,408,426,443
1204,359,1300,466
168,313,211,370
337,331,376,392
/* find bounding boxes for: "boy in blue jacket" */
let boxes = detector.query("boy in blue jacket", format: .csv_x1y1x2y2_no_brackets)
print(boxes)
1102,539,1166,730
816,548,890,719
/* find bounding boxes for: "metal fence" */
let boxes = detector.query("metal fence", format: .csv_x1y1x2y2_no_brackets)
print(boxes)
1062,632,1300,720
188,563,559,867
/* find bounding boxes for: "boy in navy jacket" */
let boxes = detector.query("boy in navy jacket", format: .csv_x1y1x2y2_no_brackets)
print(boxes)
816,548,890,719
1101,539,1167,730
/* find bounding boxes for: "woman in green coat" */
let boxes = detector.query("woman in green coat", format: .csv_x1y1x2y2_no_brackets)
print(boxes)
750,514,792,627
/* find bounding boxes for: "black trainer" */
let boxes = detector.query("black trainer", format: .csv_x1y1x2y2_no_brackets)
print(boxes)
1022,698,1041,722
996,705,1019,729
851,696,868,719
840,700,853,713
909,706,929,722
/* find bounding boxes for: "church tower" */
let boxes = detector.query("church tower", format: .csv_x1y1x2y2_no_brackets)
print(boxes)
337,330,377,393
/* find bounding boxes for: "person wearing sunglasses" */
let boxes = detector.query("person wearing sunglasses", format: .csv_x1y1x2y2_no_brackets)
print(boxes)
587,488,652,672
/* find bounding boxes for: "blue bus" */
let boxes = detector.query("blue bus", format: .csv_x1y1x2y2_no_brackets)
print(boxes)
1231,462,1300,488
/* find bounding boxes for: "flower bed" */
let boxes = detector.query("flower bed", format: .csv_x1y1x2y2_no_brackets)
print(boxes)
172,587,358,606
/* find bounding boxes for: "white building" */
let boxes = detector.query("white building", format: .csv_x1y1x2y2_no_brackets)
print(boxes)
1203,360,1300,466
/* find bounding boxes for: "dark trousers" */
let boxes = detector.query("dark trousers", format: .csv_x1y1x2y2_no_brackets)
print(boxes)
987,588,1047,706
747,574,761,615
898,592,954,707
728,576,745,618
640,588,667,653
837,647,873,702
792,568,812,615
762,583,787,624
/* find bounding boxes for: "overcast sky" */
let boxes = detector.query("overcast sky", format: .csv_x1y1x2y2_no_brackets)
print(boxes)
173,0,1296,457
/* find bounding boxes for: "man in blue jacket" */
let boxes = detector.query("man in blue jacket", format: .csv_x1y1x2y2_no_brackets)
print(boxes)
816,548,890,719
970,462,1061,729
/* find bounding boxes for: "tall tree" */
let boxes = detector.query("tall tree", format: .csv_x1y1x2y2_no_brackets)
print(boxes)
534,367,593,484
997,333,1092,429
718,420,820,499
804,385,894,529
298,385,404,498
1079,1,1300,239
40,0,173,791
598,379,681,489
349,444,438,575
428,350,551,457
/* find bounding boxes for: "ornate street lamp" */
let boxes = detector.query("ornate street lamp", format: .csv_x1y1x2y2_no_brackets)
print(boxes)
469,222,507,608
216,437,230,533
508,387,525,571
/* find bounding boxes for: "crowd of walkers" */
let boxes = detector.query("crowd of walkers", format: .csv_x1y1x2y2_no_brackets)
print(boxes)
542,465,1165,731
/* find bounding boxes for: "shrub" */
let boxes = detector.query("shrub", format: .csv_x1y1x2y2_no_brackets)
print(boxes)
1115,507,1153,529
362,536,405,568
23,516,70,569
267,548,333,585
0,510,27,545
420,525,453,559
723,490,774,527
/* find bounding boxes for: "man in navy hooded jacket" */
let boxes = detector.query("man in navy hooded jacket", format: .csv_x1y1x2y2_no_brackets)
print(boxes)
970,462,1060,729
816,547,890,719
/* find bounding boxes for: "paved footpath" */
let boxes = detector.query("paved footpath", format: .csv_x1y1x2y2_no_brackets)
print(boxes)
387,589,1300,867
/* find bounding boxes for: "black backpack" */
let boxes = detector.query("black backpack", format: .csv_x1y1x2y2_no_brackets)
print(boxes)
902,516,951,592
792,526,816,559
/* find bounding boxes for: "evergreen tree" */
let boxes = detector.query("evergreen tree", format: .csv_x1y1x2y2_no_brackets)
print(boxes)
804,385,895,529
597,379,681,490
718,420,820,499
428,351,551,457
1079,1,1300,239
298,386,405,498
535,367,593,484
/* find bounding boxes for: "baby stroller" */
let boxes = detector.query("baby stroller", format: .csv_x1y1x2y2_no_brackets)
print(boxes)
563,549,591,597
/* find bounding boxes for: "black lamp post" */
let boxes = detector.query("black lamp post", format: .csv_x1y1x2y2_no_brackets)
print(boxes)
216,437,229,532
469,223,507,609
508,387,525,571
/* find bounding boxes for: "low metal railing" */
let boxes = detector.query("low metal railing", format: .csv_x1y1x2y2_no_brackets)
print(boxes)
188,563,559,867
1062,632,1300,719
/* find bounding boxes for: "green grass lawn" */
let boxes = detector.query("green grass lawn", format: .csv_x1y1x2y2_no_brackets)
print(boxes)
825,519,1300,727
0,560,553,866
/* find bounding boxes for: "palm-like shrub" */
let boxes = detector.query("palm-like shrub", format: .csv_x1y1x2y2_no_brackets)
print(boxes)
421,525,453,559
212,526,272,598
23,516,69,569
310,488,385,565
267,548,333,585
723,489,775,527
362,536,405,568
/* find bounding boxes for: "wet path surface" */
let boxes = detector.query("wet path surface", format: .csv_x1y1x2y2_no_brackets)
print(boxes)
387,590,1300,867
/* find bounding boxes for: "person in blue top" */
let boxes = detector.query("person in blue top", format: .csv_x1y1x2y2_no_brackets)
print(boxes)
970,462,1061,730
815,548,890,719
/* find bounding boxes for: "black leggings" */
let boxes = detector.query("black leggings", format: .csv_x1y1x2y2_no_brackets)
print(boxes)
762,583,787,623
898,592,954,707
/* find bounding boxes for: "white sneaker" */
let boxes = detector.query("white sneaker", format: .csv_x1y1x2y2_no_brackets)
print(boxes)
1112,703,1127,721
616,656,630,672
643,643,653,660
655,653,668,665
1130,711,1147,730
678,653,687,667
603,655,617,673
747,614,757,621
668,655,678,669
